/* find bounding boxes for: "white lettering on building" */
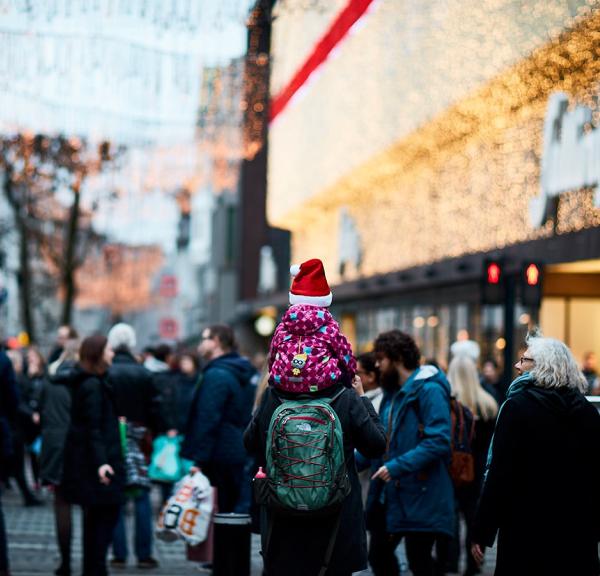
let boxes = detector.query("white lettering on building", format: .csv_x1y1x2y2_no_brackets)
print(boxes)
530,92,600,228
338,207,362,277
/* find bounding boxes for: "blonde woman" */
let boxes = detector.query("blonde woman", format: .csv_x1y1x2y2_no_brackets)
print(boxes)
447,354,498,576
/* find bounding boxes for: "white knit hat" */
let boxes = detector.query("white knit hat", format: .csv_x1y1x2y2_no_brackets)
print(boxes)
107,323,137,351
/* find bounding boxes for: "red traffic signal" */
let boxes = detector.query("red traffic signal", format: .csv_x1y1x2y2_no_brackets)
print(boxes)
525,263,540,286
487,262,502,284
521,261,543,307
482,259,505,305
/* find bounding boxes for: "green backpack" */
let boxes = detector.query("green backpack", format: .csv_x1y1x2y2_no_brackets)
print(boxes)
259,388,350,514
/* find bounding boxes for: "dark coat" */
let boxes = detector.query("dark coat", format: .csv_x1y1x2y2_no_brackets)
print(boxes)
61,366,125,506
244,384,386,576
0,350,19,478
108,350,162,431
181,353,257,466
0,351,19,420
39,363,75,485
154,370,197,433
17,373,45,444
472,381,600,575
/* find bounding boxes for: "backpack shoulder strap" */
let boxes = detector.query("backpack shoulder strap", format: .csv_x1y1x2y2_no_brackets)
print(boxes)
324,387,346,405
318,512,343,576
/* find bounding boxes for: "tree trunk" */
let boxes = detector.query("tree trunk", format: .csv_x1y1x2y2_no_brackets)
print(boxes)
60,176,82,326
2,169,37,343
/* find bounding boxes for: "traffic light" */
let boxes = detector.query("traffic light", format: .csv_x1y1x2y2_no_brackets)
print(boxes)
481,259,505,305
521,261,543,308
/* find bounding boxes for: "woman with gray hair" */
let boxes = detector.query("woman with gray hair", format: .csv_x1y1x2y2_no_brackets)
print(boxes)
471,335,600,575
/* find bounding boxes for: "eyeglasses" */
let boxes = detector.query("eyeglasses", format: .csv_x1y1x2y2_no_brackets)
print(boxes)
519,356,535,365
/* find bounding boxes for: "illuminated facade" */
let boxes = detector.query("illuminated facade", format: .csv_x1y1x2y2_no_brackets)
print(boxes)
266,0,600,370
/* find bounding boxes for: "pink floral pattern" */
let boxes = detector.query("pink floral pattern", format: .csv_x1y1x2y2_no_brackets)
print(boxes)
268,304,357,393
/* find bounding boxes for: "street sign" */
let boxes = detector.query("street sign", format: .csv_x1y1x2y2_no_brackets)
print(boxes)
159,318,179,339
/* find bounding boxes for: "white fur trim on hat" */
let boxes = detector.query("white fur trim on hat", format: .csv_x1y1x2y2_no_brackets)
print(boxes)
290,264,301,276
289,291,333,307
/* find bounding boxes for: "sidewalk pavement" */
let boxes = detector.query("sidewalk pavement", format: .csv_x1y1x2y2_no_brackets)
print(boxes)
4,485,496,575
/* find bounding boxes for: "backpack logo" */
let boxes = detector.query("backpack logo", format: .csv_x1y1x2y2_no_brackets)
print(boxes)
296,422,312,432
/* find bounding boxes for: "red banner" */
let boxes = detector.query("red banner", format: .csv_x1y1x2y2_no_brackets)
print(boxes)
270,0,376,123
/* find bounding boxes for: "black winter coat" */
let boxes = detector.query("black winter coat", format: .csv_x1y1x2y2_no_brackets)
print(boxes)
18,373,45,444
244,384,386,576
0,350,19,478
472,383,600,575
153,370,197,433
61,366,125,506
108,350,162,431
39,363,75,485
181,353,257,466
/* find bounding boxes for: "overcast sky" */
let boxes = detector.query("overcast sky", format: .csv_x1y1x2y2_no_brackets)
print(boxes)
0,0,253,251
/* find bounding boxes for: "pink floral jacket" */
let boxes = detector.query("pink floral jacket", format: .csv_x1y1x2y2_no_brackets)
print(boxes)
268,304,357,393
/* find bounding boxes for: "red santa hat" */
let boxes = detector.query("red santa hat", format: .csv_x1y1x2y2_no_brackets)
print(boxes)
289,258,333,307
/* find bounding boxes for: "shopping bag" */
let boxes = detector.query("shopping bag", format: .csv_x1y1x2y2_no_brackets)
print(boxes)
156,471,214,546
187,488,217,563
119,417,151,491
148,435,181,483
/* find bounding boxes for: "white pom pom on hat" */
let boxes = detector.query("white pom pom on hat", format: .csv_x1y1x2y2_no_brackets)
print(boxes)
289,259,333,307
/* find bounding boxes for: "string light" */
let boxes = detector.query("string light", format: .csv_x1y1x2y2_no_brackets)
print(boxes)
268,1,600,283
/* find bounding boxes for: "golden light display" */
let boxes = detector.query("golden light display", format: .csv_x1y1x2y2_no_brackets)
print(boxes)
268,0,600,284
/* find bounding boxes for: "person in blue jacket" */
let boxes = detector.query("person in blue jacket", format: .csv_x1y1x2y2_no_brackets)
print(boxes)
181,324,257,513
367,330,454,576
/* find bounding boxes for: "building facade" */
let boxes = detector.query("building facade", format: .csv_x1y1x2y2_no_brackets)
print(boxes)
265,0,600,371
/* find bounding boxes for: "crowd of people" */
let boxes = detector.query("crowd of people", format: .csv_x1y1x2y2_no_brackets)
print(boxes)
0,259,599,576
0,321,260,576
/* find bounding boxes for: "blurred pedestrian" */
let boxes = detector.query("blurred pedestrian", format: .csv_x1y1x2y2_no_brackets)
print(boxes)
367,330,454,576
357,352,382,411
447,355,498,576
22,347,46,488
0,348,19,576
106,324,162,570
151,345,190,503
48,326,77,365
356,352,382,504
61,335,124,576
244,372,385,576
481,359,505,404
143,344,170,375
472,336,600,575
181,324,257,512
40,334,79,576
582,351,599,394
5,350,41,506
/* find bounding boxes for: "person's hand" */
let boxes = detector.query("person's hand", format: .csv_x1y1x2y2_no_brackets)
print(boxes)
471,543,484,565
352,375,365,396
166,429,178,438
32,412,40,425
372,465,392,482
98,464,114,485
